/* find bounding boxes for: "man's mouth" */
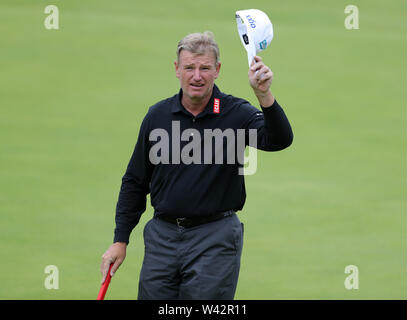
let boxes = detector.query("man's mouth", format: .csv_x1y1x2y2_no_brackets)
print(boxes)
190,83,204,88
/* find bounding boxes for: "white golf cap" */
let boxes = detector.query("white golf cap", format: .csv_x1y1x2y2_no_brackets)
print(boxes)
235,9,274,66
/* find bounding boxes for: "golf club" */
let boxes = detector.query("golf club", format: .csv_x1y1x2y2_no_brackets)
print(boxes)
97,263,113,300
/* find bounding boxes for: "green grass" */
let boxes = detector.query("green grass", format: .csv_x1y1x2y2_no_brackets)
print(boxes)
1,0,406,299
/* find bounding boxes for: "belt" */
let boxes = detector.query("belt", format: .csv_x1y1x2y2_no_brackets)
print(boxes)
157,210,234,228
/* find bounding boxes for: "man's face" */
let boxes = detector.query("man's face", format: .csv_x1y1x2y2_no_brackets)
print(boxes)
175,50,221,103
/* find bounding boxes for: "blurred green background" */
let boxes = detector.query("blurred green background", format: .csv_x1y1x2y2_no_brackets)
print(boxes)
1,0,406,299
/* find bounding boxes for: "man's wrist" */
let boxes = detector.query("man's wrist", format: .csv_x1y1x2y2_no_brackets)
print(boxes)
255,90,275,108
114,241,127,246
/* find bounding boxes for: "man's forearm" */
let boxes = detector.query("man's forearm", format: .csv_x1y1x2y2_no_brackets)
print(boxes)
114,174,149,244
259,99,293,151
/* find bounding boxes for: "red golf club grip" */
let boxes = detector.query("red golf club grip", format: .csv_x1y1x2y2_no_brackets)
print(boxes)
97,264,113,300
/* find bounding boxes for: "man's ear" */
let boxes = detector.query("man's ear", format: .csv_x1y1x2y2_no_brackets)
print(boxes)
174,60,180,78
214,62,221,79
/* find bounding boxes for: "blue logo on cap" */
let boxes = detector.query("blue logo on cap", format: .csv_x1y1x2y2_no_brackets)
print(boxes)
259,40,267,50
246,15,256,28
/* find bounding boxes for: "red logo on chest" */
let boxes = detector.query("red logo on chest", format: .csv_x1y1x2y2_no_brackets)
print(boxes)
213,98,220,113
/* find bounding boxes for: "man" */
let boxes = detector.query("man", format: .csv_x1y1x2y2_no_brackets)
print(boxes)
100,31,293,299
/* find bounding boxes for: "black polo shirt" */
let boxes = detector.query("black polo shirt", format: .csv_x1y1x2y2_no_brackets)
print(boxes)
114,84,293,243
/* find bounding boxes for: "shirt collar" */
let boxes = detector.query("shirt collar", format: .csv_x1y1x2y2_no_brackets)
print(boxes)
172,84,222,117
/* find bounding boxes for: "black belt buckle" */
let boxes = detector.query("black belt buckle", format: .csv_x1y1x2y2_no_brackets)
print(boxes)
176,218,186,227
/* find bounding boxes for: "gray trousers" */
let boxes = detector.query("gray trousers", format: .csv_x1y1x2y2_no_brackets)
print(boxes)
138,212,244,300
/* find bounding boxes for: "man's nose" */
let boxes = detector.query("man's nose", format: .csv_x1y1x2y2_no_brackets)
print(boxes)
193,68,202,81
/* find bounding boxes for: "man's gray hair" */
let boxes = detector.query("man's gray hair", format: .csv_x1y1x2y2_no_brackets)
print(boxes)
176,31,220,65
